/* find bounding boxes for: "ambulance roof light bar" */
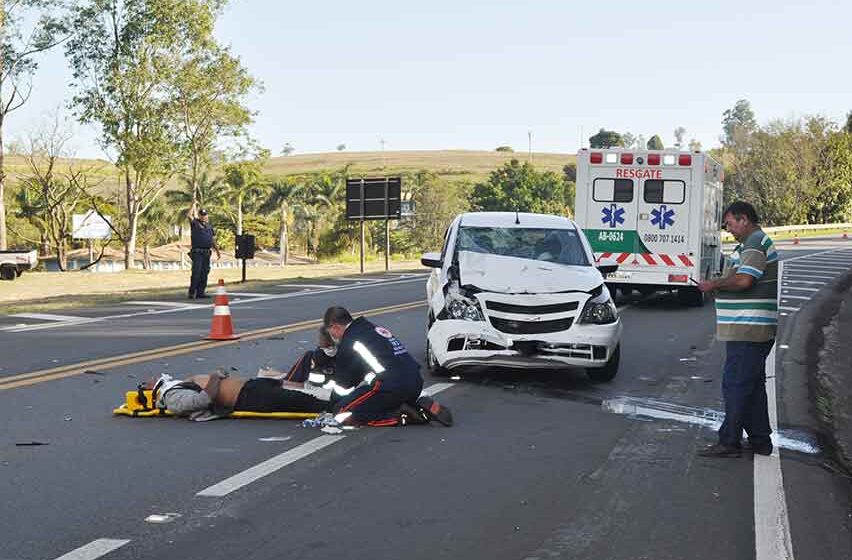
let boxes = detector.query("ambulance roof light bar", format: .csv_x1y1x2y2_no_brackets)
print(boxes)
678,154,692,166
605,153,618,163
663,154,676,165
590,152,602,164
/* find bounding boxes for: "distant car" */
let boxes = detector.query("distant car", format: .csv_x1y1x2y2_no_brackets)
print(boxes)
421,212,622,382
0,249,38,280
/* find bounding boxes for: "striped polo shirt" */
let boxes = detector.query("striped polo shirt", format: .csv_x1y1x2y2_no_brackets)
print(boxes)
715,228,778,342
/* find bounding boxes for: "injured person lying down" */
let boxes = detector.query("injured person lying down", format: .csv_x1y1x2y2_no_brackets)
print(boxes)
146,372,330,418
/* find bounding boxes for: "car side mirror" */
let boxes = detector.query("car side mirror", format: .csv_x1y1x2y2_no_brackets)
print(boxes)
421,252,443,268
596,258,618,276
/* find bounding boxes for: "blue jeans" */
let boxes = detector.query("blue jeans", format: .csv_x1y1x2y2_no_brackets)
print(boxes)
718,340,775,448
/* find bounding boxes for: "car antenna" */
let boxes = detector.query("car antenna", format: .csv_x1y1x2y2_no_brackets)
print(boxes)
515,209,520,225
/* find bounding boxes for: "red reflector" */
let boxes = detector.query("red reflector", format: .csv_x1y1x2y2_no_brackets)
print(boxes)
678,154,692,166
647,153,660,165
668,274,689,283
620,153,633,164
590,152,603,164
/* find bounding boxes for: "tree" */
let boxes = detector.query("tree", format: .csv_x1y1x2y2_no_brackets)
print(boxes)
260,177,302,265
281,142,294,156
588,129,623,149
673,127,686,149
222,147,268,235
336,143,346,152
172,43,256,209
0,0,70,249
621,132,636,150
688,138,702,152
646,135,664,150
845,111,852,134
65,0,228,269
722,99,757,147
470,159,566,215
495,146,514,152
15,115,98,269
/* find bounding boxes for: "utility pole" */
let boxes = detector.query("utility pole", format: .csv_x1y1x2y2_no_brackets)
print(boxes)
528,130,532,164
380,138,386,169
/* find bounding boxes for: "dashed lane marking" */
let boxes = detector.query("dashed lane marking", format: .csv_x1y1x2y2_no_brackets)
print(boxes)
780,295,811,301
782,287,820,292
0,300,425,391
275,283,337,289
779,306,800,312
781,280,826,285
197,382,455,498
52,539,130,560
123,301,206,308
784,263,850,271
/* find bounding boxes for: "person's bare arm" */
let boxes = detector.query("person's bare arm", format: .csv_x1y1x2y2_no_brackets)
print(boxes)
698,273,755,293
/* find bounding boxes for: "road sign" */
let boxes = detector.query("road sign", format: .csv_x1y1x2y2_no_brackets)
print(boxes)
72,211,112,239
346,177,402,220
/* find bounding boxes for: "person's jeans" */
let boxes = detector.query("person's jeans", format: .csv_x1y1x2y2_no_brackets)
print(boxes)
718,340,775,448
189,249,211,297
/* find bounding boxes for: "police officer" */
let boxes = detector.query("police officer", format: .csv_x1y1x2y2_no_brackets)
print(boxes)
188,206,220,299
322,306,452,426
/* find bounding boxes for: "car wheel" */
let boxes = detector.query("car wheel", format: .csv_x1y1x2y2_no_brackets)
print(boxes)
677,286,705,307
425,336,450,377
587,344,619,383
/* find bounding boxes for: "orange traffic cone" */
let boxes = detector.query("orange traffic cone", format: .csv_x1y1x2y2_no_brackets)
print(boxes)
205,279,239,340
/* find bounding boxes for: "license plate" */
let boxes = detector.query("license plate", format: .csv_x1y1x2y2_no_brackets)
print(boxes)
607,271,632,281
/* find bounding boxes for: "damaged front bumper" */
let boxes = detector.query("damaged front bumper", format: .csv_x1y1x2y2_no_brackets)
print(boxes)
427,318,622,370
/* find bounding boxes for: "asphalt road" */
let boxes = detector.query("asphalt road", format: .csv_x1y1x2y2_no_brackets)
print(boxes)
2,240,851,560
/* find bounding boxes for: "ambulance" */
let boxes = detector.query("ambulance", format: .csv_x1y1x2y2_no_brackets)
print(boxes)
574,148,724,306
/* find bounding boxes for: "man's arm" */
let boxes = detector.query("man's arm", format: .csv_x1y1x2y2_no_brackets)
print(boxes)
698,273,755,293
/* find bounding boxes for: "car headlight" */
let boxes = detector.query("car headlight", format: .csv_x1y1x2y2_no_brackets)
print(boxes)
445,292,484,321
579,293,618,324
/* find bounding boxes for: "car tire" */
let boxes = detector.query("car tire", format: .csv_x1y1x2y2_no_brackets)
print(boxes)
0,265,16,281
425,336,450,378
678,286,705,307
587,344,619,383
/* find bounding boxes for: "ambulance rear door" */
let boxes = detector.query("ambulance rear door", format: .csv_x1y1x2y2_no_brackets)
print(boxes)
583,166,641,272
635,166,694,280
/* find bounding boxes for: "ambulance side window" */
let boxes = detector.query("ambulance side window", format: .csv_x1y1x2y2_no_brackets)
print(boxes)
593,178,633,202
644,180,685,204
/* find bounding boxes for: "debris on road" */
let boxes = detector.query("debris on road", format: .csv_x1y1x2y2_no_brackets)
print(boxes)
84,370,105,375
321,426,344,434
145,513,181,524
15,441,48,446
258,436,292,442
302,413,339,428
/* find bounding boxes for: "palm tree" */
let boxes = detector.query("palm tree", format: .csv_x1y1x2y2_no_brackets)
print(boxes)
260,177,303,265
223,161,266,235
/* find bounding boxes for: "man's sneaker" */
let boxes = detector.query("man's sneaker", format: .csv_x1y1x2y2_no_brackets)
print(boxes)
416,396,453,427
697,443,742,458
398,402,429,425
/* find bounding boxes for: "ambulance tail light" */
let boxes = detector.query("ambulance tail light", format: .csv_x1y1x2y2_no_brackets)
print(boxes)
678,154,692,166
590,152,603,164
620,153,633,164
647,153,660,165
668,274,689,283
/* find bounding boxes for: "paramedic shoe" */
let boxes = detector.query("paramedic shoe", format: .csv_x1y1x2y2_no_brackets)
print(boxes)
697,443,742,458
416,396,453,427
398,402,429,425
743,439,773,456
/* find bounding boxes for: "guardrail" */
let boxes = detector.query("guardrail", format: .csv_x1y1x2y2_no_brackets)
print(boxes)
721,222,852,242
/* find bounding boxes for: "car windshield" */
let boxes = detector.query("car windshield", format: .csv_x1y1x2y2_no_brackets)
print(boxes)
456,226,589,266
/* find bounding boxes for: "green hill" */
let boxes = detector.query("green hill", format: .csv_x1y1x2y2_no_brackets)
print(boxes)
263,150,575,183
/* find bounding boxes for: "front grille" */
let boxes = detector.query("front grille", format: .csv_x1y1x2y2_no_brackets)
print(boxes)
485,301,578,314
490,316,574,334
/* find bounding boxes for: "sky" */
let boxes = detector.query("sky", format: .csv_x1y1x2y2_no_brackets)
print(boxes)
5,0,852,160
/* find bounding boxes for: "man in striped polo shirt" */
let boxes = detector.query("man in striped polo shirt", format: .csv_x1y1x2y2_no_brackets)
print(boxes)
697,201,778,458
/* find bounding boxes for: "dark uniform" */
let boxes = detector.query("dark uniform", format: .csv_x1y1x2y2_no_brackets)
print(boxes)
330,317,423,426
189,216,216,298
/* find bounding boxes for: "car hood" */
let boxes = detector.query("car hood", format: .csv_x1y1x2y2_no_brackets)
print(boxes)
457,251,602,294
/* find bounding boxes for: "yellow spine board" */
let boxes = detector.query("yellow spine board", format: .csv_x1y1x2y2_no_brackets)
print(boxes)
114,391,320,419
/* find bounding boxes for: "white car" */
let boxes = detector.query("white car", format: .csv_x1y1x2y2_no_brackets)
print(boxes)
421,212,623,382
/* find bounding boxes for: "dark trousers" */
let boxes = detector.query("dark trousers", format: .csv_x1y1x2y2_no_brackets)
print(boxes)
189,249,211,297
718,340,775,448
332,374,423,426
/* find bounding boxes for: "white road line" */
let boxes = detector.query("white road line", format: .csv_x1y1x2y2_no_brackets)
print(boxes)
53,539,130,560
4,276,426,333
197,435,345,497
754,345,795,559
780,295,811,301
781,280,825,285
10,312,89,322
197,382,456,497
782,274,837,280
782,287,820,292
275,283,337,289
784,263,850,271
123,301,205,308
779,306,800,312
227,292,275,297
334,277,382,283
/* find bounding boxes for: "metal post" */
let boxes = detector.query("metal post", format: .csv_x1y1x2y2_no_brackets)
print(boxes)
384,177,390,271
241,258,247,283
360,178,365,275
